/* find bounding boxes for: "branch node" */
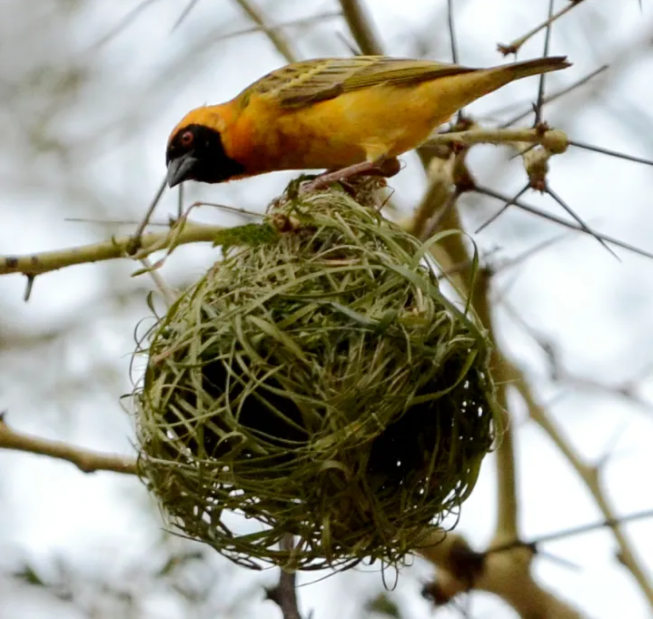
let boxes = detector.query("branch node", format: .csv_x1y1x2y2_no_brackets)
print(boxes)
523,147,551,192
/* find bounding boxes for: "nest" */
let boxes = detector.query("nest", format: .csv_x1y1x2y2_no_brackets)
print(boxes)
134,181,499,571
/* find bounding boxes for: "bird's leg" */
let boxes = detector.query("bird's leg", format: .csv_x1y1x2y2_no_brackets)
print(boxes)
302,157,401,192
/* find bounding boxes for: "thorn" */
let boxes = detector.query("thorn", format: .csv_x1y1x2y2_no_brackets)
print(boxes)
475,184,653,260
509,142,537,161
491,509,653,553
546,185,619,259
24,275,35,302
500,65,609,129
336,31,362,55
491,232,571,274
171,0,201,32
475,184,529,233
537,550,582,571
596,423,628,472
568,139,653,168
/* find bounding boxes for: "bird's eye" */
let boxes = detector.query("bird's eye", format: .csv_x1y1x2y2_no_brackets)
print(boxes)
179,130,194,147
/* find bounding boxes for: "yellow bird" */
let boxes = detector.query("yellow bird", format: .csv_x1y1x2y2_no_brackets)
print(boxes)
166,55,570,188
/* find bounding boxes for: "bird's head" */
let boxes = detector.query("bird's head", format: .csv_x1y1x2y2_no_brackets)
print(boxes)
166,107,245,187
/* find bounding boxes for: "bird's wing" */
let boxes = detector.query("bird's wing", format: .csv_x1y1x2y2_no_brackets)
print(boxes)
242,56,476,108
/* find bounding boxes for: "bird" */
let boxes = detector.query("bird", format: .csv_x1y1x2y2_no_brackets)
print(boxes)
166,55,570,190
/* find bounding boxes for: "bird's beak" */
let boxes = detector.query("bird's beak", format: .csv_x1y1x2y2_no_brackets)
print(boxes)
167,153,199,188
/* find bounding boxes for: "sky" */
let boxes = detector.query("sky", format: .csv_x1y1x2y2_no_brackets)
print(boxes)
1,1,653,617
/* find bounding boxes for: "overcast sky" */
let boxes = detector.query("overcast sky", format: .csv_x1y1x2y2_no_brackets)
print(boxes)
1,1,653,618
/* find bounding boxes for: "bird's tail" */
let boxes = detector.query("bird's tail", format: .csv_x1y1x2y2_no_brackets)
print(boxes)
427,55,571,122
503,56,571,80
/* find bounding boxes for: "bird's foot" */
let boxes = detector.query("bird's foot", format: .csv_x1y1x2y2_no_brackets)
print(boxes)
302,157,401,193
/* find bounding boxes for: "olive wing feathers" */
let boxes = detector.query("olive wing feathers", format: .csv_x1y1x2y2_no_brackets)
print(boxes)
242,56,476,108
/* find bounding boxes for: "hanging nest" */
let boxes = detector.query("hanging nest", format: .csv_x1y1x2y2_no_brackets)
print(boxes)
134,180,500,571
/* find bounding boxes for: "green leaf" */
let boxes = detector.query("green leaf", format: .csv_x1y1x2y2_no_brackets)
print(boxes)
213,223,279,251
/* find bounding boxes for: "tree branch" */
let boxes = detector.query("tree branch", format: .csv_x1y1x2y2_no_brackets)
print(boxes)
414,155,584,615
424,127,568,153
507,360,653,609
474,271,520,543
409,156,455,240
0,417,138,475
265,535,302,619
0,221,224,277
419,533,582,618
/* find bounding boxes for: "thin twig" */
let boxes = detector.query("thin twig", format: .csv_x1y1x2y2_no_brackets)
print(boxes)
489,509,653,555
557,372,653,414
500,302,653,415
533,0,556,126
335,31,362,55
447,0,465,124
499,65,609,128
490,233,572,274
181,12,342,51
569,139,653,167
233,0,297,62
65,218,172,227
545,184,617,258
447,0,459,64
171,0,202,31
475,183,529,233
338,0,384,55
507,362,653,608
190,201,265,219
91,0,160,49
498,0,588,55
0,417,137,475
475,185,653,260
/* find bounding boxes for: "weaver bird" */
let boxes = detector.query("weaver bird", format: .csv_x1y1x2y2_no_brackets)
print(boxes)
166,55,570,189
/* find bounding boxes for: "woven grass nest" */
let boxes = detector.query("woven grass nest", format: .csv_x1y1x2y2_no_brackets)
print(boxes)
135,180,499,571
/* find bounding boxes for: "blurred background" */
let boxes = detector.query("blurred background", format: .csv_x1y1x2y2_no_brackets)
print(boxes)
1,1,653,617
